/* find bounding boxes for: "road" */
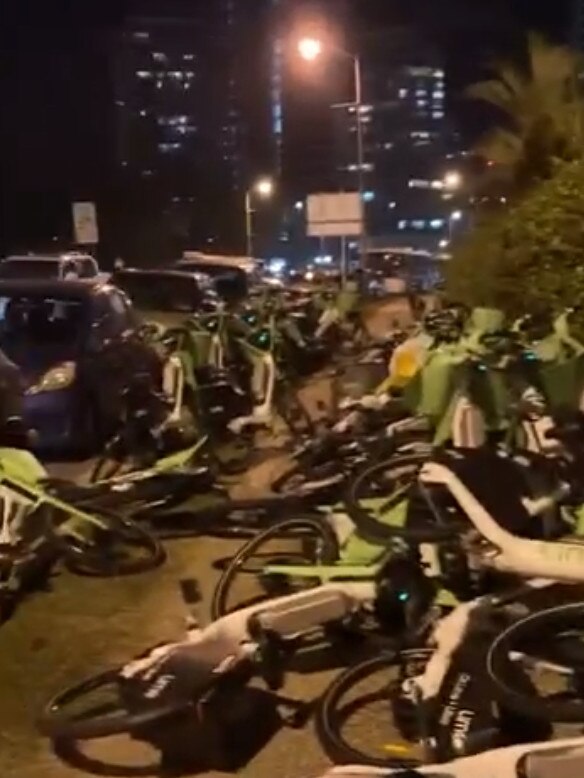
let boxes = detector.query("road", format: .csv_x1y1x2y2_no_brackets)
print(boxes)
0,445,375,778
0,298,414,778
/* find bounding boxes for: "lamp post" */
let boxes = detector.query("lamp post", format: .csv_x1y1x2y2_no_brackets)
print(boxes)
245,177,274,259
298,37,364,196
443,171,463,191
298,37,365,267
448,209,463,242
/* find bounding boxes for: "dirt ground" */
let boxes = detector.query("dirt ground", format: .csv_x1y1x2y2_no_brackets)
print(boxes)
0,299,412,778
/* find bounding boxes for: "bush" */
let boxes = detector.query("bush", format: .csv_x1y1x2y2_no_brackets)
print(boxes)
446,159,584,324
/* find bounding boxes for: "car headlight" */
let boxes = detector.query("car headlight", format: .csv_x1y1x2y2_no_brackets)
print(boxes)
29,362,76,394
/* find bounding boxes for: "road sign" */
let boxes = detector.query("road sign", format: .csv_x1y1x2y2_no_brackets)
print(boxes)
307,192,363,237
72,201,99,245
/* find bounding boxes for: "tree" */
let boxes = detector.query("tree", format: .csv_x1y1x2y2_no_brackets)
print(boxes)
465,32,583,198
446,159,584,327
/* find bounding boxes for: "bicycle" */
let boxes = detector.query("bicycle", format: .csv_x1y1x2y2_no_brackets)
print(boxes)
313,737,584,778
0,442,165,618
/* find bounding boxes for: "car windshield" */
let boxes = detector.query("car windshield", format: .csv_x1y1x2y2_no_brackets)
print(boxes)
0,260,61,279
175,261,245,280
114,273,200,313
0,294,87,366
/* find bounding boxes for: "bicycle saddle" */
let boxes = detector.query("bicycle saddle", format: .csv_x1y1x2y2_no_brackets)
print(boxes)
119,637,249,713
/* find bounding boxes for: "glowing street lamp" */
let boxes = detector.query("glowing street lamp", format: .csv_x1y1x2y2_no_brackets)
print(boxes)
448,210,464,241
444,171,462,190
245,177,274,258
297,34,366,266
298,37,323,62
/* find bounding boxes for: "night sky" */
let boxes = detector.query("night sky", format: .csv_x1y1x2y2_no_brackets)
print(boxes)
0,0,574,254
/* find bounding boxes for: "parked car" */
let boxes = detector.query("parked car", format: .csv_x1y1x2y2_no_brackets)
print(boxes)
173,260,249,302
0,279,162,450
0,253,100,281
111,268,207,328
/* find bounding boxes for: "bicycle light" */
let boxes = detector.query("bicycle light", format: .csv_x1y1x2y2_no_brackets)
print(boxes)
28,362,76,394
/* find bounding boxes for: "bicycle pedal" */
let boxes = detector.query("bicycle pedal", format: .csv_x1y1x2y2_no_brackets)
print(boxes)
179,578,202,605
276,698,313,728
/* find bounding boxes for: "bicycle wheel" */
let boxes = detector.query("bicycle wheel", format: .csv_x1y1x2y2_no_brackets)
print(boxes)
211,515,339,619
487,601,584,722
38,669,188,741
275,384,314,437
90,450,128,484
55,511,166,577
345,452,456,544
315,649,431,767
272,461,346,498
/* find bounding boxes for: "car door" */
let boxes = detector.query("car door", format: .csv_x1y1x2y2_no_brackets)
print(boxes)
77,257,98,279
87,290,163,423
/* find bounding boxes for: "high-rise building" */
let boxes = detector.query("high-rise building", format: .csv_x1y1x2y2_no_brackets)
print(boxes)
114,11,246,194
332,28,463,250
113,2,276,253
572,0,584,50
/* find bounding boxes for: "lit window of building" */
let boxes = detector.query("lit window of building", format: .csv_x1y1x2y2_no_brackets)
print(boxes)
432,111,444,119
183,53,195,61
416,99,428,107
415,89,427,97
136,70,152,78
133,31,149,41
152,52,167,63
430,219,445,228
432,90,445,99
398,88,408,98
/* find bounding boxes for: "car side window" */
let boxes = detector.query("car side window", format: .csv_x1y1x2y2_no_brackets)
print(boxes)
62,261,79,279
91,292,132,341
79,258,97,278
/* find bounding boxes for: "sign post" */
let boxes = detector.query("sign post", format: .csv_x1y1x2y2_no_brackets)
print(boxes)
307,192,363,284
72,202,99,246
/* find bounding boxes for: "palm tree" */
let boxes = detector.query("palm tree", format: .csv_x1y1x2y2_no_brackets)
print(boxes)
466,32,583,197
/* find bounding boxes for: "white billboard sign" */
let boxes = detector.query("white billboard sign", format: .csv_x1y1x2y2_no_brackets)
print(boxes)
72,201,99,245
307,192,363,237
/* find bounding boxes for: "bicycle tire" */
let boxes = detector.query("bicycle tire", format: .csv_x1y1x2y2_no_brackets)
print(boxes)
345,452,456,544
54,511,166,577
275,385,314,437
487,601,584,722
38,669,189,741
211,515,339,620
271,461,345,497
315,649,431,767
90,456,125,484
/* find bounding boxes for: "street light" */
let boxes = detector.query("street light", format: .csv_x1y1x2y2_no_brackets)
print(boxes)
297,36,365,264
444,171,462,190
298,37,323,62
448,210,463,241
245,177,274,259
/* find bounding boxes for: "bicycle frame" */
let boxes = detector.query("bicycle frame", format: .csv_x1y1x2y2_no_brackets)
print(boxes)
229,318,278,432
92,437,208,487
419,461,584,582
0,455,113,545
